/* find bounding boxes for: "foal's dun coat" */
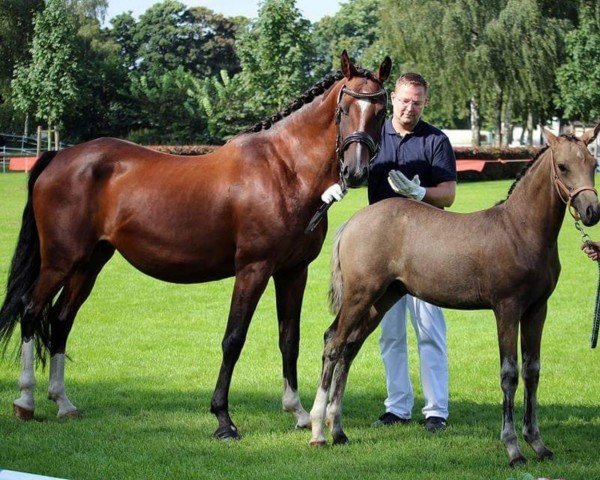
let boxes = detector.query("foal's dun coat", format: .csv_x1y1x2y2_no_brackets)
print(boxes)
0,52,391,439
310,125,600,465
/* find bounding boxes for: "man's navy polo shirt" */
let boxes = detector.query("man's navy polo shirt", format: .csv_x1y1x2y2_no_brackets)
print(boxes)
368,118,457,204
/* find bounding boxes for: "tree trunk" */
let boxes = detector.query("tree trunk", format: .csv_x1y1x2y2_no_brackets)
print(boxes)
470,96,481,146
526,110,534,146
502,96,512,147
494,89,503,147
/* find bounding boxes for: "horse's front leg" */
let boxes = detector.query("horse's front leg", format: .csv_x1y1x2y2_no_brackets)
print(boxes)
211,261,272,440
520,302,553,461
274,266,310,429
495,304,526,467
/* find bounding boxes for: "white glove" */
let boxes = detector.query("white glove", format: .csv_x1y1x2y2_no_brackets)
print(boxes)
388,170,426,201
321,183,346,204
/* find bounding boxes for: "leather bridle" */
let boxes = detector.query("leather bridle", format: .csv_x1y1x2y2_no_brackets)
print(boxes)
549,148,598,220
335,84,387,186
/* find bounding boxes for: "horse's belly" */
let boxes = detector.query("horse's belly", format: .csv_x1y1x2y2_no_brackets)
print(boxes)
111,232,236,284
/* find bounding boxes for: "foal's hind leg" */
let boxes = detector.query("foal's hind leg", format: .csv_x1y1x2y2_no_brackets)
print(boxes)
211,261,272,440
274,266,311,429
14,268,67,419
326,290,400,444
47,244,114,417
520,302,553,461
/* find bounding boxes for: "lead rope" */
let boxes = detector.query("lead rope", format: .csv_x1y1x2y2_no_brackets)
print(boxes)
574,220,600,348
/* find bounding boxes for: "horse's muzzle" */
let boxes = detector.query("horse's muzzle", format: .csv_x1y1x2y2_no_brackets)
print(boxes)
575,191,600,226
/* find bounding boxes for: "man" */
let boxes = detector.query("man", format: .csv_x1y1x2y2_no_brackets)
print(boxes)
321,72,456,433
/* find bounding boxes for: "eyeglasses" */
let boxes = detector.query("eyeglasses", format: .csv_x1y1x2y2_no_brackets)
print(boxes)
394,98,425,108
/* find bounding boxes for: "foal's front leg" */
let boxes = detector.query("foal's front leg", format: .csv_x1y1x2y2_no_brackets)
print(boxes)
496,307,527,467
274,267,311,429
211,262,272,440
520,303,553,460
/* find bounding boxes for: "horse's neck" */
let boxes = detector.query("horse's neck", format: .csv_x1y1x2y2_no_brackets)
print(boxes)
272,83,342,194
503,149,565,244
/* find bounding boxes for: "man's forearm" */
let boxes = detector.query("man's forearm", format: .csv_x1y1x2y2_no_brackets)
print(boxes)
422,181,456,208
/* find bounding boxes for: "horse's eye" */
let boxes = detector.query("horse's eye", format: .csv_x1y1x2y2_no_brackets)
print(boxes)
558,164,568,173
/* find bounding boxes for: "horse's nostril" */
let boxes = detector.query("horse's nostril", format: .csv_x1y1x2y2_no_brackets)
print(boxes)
342,165,349,177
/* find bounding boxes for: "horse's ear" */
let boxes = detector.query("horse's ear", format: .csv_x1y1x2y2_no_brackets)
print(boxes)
581,121,600,146
543,127,559,148
377,56,392,83
340,50,357,79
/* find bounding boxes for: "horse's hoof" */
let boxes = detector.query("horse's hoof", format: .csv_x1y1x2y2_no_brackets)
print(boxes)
295,421,311,430
58,409,80,420
309,439,327,447
333,433,349,445
213,425,240,441
509,455,527,468
13,404,34,421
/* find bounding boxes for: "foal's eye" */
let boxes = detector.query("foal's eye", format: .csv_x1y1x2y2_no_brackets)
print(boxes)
558,164,568,173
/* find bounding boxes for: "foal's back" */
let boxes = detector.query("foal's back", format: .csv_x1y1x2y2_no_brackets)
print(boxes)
338,198,542,309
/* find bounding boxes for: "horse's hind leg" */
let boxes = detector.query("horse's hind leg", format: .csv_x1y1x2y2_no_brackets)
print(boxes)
14,267,68,419
495,302,527,467
47,243,114,417
274,266,310,429
520,302,553,461
211,261,272,440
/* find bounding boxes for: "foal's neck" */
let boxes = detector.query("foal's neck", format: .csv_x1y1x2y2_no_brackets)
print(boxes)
503,148,565,244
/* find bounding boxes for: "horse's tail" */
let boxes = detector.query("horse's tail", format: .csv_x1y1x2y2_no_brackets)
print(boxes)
0,151,59,361
328,221,349,315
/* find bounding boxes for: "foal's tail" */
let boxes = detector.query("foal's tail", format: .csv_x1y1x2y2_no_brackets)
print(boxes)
328,221,349,315
0,151,58,360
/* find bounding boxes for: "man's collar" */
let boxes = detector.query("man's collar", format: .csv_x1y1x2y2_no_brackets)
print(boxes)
386,118,424,136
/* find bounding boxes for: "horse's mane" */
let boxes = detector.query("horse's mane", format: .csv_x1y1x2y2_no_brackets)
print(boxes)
243,67,380,134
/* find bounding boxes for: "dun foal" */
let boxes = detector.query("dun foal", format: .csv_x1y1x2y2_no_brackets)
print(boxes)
310,125,600,466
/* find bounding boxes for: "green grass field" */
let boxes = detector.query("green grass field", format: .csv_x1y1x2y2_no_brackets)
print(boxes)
1,172,599,480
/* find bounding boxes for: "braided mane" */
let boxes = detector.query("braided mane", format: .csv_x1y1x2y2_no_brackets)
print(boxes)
243,67,380,134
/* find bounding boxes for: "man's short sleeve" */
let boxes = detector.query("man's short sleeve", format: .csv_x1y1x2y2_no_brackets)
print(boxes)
431,135,457,184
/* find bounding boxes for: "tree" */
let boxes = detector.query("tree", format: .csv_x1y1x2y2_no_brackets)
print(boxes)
312,0,382,78
11,0,79,130
0,0,44,132
235,0,315,120
555,3,600,122
110,1,242,78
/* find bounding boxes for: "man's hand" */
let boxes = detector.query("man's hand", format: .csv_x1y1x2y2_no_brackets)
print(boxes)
321,183,345,204
582,241,600,261
388,170,426,201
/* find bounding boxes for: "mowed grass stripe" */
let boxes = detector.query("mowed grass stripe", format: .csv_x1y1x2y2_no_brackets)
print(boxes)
1,172,599,479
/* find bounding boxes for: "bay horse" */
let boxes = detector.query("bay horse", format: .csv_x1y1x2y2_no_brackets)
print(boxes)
309,124,600,465
0,51,391,440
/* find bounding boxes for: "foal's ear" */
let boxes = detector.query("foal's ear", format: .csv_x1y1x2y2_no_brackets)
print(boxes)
581,121,600,146
543,127,560,148
340,50,357,79
377,56,392,83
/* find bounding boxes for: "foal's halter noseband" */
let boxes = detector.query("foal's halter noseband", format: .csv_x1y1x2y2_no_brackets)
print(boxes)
335,84,388,184
549,148,598,220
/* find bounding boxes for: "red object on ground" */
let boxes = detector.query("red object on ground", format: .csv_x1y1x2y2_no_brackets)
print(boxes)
9,157,38,171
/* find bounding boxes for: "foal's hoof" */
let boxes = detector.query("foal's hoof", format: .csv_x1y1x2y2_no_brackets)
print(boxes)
537,448,554,461
58,409,80,420
309,439,327,447
213,425,240,441
509,455,528,468
332,433,349,445
13,404,34,421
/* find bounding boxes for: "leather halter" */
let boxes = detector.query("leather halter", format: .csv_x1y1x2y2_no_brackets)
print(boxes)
549,148,598,220
335,84,387,180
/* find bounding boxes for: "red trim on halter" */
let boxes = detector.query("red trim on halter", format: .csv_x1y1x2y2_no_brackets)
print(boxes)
549,149,597,220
